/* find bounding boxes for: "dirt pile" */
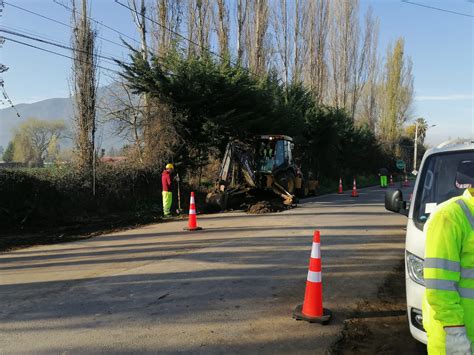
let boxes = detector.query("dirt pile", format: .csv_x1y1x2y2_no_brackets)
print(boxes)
247,200,287,214
331,260,427,354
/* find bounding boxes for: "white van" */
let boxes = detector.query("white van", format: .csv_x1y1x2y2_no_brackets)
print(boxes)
385,139,474,344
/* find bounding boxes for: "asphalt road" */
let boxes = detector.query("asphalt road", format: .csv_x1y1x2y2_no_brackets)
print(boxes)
0,185,412,354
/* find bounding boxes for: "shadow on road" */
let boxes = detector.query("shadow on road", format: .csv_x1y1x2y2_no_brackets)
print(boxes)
0,184,412,353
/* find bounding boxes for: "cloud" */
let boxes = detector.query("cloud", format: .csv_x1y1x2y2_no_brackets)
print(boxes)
415,94,474,101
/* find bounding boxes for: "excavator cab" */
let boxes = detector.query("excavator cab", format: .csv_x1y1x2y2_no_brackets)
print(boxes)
256,135,296,196
256,136,294,173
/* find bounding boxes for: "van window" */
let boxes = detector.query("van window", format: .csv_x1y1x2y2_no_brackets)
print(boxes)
413,150,474,230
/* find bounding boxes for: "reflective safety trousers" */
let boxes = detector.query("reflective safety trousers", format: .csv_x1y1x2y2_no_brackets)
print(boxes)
162,191,172,216
423,188,474,354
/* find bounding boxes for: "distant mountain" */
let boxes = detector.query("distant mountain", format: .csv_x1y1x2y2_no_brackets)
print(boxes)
0,97,73,148
0,85,128,151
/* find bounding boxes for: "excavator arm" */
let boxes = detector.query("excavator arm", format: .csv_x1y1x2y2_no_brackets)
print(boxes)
218,141,257,189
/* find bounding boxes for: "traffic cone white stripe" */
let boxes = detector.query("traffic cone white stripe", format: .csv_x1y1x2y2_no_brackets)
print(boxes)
311,243,321,258
307,271,322,283
185,191,202,231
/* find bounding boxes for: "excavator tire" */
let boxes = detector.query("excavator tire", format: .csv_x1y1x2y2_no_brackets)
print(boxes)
285,171,296,194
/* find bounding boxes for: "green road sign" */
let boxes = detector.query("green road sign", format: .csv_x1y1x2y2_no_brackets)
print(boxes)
396,160,406,170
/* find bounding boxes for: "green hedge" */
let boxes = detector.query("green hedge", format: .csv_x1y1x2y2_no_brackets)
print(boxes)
0,164,402,230
0,165,164,228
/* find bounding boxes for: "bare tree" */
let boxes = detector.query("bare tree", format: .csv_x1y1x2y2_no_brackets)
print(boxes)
291,0,308,83
325,0,380,121
328,0,358,111
128,0,150,164
71,0,98,176
303,0,329,104
152,0,183,57
236,0,249,64
247,0,269,75
187,0,212,57
129,0,148,59
196,0,212,55
272,0,290,86
214,0,230,58
102,80,144,160
186,1,197,56
359,12,380,131
349,6,378,121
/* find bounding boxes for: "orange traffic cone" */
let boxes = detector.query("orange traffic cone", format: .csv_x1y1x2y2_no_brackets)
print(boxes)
337,178,343,194
389,175,394,186
184,192,202,231
351,178,359,197
403,175,410,187
293,231,332,324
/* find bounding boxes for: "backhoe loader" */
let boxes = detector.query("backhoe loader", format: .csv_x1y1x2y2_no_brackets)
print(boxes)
206,135,305,210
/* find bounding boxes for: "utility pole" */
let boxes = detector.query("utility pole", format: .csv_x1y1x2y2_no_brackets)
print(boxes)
413,120,418,171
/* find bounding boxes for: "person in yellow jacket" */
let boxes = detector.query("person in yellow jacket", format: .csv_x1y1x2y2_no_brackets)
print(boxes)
423,187,474,354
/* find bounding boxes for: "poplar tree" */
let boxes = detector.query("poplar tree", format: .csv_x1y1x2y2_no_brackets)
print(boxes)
214,0,230,59
379,38,414,145
71,0,98,190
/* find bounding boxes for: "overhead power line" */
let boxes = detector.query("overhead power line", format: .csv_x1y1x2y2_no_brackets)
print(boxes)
401,0,474,18
52,0,140,45
3,36,119,74
3,1,131,49
1,23,120,59
0,28,120,67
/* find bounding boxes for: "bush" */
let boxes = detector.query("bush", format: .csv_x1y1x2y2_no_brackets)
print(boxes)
0,164,163,229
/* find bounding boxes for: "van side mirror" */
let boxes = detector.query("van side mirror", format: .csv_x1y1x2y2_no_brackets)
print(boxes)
385,189,408,216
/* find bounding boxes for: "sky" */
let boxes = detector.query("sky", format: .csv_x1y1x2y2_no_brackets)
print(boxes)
0,0,473,147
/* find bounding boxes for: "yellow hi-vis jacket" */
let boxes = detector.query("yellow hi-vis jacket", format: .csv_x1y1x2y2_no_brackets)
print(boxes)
423,188,474,354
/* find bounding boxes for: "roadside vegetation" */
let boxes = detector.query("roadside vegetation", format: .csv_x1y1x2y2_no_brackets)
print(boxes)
1,0,428,235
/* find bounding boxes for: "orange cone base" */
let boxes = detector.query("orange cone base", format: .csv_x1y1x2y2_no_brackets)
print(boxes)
351,193,359,198
184,226,203,231
292,304,332,325
337,190,343,194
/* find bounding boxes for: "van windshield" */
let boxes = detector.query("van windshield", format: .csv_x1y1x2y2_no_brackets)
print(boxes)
414,150,474,230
